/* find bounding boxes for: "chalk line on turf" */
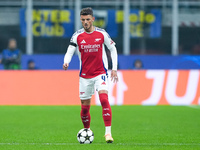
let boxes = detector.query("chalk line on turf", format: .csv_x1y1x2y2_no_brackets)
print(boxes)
187,105,200,110
0,143,199,146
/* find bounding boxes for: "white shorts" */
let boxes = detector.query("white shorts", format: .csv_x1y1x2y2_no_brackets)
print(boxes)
79,74,109,100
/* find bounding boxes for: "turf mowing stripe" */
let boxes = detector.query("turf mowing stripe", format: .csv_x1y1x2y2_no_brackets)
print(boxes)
0,143,200,146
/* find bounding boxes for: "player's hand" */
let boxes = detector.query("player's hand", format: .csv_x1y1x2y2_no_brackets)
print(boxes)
63,63,69,70
111,70,118,83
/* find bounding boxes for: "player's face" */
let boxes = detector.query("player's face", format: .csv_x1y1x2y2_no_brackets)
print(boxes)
80,15,95,32
9,40,17,50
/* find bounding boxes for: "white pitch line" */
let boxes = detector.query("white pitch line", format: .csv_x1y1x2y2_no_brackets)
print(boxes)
0,143,199,146
117,143,200,146
187,105,200,110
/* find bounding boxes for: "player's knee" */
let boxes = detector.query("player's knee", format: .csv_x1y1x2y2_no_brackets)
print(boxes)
81,108,89,114
98,90,108,95
99,93,109,106
100,99,109,106
81,104,90,114
81,99,91,105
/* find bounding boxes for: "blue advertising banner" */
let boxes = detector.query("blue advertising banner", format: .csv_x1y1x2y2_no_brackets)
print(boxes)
129,9,161,38
19,9,161,38
150,9,162,38
0,55,199,70
115,9,162,38
93,9,118,38
20,9,74,38
106,10,118,38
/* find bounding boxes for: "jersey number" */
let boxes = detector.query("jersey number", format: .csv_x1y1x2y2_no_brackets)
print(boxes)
101,75,106,82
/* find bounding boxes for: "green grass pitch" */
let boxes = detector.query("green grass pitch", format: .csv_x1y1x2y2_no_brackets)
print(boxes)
0,105,200,150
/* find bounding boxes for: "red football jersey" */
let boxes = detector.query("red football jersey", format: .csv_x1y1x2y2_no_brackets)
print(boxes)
70,27,115,78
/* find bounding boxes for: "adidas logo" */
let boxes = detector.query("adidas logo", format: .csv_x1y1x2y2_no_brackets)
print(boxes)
81,40,86,44
101,82,106,85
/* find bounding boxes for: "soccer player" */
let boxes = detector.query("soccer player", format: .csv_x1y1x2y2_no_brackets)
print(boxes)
63,7,118,143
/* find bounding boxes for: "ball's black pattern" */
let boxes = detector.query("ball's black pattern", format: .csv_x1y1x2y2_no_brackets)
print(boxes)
77,128,94,144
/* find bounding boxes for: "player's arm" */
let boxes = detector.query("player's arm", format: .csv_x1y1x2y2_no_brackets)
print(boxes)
109,45,118,83
63,45,76,70
103,31,118,82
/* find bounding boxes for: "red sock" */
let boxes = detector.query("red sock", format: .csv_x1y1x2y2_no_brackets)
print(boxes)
99,93,112,126
80,105,91,128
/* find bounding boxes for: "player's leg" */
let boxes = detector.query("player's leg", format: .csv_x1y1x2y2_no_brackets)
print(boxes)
80,99,91,129
79,77,94,129
95,74,113,143
98,90,113,143
98,90,112,130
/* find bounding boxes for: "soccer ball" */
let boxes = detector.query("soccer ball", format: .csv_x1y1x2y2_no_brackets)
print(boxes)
77,128,94,144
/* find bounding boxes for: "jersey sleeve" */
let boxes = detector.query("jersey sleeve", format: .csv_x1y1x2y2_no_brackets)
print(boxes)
69,31,78,47
64,45,76,64
103,31,118,71
109,45,118,70
103,31,116,49
64,32,78,64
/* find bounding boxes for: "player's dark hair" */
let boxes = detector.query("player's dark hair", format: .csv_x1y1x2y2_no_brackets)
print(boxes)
80,7,93,16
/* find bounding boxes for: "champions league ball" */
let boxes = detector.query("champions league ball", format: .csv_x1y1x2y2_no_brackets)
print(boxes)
77,128,94,144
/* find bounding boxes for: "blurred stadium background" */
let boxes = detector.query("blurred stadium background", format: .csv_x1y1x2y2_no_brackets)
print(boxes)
1,0,200,55
0,0,200,69
0,0,199,105
0,1,200,149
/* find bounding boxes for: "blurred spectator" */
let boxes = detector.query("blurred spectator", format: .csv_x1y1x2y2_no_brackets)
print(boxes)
27,59,39,70
192,44,200,54
1,38,21,70
133,59,143,69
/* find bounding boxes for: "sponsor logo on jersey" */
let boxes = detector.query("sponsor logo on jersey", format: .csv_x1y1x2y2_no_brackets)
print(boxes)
81,40,86,44
81,44,100,49
95,38,101,42
81,44,100,53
